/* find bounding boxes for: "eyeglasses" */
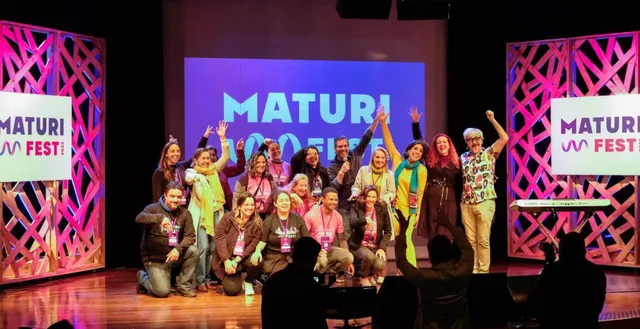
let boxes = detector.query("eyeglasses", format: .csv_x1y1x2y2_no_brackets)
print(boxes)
465,137,482,143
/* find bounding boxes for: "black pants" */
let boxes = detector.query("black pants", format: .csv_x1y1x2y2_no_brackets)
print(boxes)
221,258,261,296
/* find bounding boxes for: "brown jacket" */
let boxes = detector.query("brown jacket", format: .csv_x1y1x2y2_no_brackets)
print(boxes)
212,211,263,279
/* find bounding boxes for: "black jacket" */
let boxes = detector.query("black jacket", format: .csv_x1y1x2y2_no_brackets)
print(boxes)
135,199,195,263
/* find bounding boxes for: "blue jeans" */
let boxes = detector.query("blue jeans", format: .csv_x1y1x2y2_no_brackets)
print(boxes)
138,245,199,297
196,211,220,286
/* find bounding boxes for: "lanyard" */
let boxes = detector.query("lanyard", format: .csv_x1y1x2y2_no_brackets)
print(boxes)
372,172,382,185
271,162,283,181
278,215,290,235
320,209,332,236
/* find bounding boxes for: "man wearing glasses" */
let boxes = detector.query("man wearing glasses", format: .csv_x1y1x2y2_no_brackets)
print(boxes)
460,110,509,274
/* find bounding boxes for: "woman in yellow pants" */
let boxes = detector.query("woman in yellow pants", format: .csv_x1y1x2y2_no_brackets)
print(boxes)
378,106,427,267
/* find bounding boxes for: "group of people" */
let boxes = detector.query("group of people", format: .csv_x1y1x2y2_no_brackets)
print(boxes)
135,104,509,299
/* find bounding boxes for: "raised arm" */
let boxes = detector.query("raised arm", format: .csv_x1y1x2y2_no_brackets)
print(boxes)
213,121,230,172
352,122,376,157
394,210,427,287
377,107,402,162
486,110,509,154
437,211,473,276
409,106,424,141
223,139,246,178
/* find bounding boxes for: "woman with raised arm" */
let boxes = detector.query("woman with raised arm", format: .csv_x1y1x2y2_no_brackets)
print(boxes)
151,126,212,203
212,192,263,296
409,107,462,241
378,105,428,267
250,190,309,276
349,185,392,286
232,152,276,219
184,121,230,292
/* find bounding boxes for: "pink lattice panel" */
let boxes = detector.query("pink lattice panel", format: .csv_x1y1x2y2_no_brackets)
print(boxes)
0,21,106,284
507,33,640,267
507,40,573,259
570,34,637,266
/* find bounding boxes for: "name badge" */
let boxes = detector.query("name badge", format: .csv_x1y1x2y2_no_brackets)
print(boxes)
320,235,331,251
281,237,292,253
276,176,286,187
181,194,187,205
233,232,245,255
168,225,180,247
312,178,322,197
409,192,418,209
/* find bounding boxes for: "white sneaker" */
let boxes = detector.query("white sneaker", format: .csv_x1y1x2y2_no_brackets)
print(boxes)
244,282,255,296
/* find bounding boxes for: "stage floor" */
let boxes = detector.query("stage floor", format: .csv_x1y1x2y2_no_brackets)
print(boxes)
1,261,639,329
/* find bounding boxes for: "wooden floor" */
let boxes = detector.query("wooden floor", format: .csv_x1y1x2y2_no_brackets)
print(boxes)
1,262,639,329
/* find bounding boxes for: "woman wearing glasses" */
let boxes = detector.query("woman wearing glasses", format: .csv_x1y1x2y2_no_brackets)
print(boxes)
460,110,509,274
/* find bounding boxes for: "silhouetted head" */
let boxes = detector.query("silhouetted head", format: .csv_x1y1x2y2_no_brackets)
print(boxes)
559,232,586,263
292,237,322,270
428,235,454,266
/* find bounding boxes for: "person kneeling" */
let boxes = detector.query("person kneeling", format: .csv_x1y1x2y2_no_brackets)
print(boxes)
303,188,355,281
349,186,392,286
213,192,264,296
136,182,198,298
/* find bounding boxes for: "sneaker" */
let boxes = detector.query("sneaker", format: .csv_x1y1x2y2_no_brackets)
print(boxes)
244,282,255,296
177,289,197,298
196,285,208,293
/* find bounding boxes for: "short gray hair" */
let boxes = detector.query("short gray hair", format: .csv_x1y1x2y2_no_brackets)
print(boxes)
463,128,483,140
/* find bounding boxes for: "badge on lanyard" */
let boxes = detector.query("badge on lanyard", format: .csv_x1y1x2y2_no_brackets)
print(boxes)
312,176,322,198
320,211,333,251
281,237,292,253
320,235,331,251
279,217,292,253
168,222,179,247
233,231,245,256
181,194,187,205
409,192,418,209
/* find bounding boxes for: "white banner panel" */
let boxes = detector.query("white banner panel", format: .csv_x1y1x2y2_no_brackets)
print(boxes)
0,92,72,182
551,94,640,176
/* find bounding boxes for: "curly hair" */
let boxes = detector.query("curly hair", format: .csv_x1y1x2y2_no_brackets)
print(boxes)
426,133,459,169
246,152,270,178
356,185,380,209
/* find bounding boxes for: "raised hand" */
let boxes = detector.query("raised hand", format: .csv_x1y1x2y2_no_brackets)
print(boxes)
216,121,228,138
486,110,495,121
264,138,274,146
376,104,389,122
408,106,423,123
236,138,245,151
203,125,213,138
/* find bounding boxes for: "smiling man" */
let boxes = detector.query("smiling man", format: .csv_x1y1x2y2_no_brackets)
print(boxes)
460,110,509,274
135,181,198,297
303,187,355,282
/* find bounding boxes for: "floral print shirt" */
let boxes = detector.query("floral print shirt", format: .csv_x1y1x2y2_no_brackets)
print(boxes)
461,146,499,204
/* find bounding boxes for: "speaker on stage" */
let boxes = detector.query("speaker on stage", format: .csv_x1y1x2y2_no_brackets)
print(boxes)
466,273,514,328
372,276,419,329
336,0,392,19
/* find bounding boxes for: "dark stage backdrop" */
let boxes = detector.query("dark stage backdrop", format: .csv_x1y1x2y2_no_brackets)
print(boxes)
162,0,448,156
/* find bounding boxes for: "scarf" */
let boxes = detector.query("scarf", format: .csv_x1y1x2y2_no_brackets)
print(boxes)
194,164,225,236
394,159,420,215
370,165,385,175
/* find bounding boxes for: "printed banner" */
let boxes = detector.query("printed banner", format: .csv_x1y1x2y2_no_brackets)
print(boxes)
0,92,72,182
184,58,425,163
551,94,640,175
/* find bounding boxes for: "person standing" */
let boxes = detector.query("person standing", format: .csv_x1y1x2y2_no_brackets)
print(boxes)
460,110,508,273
